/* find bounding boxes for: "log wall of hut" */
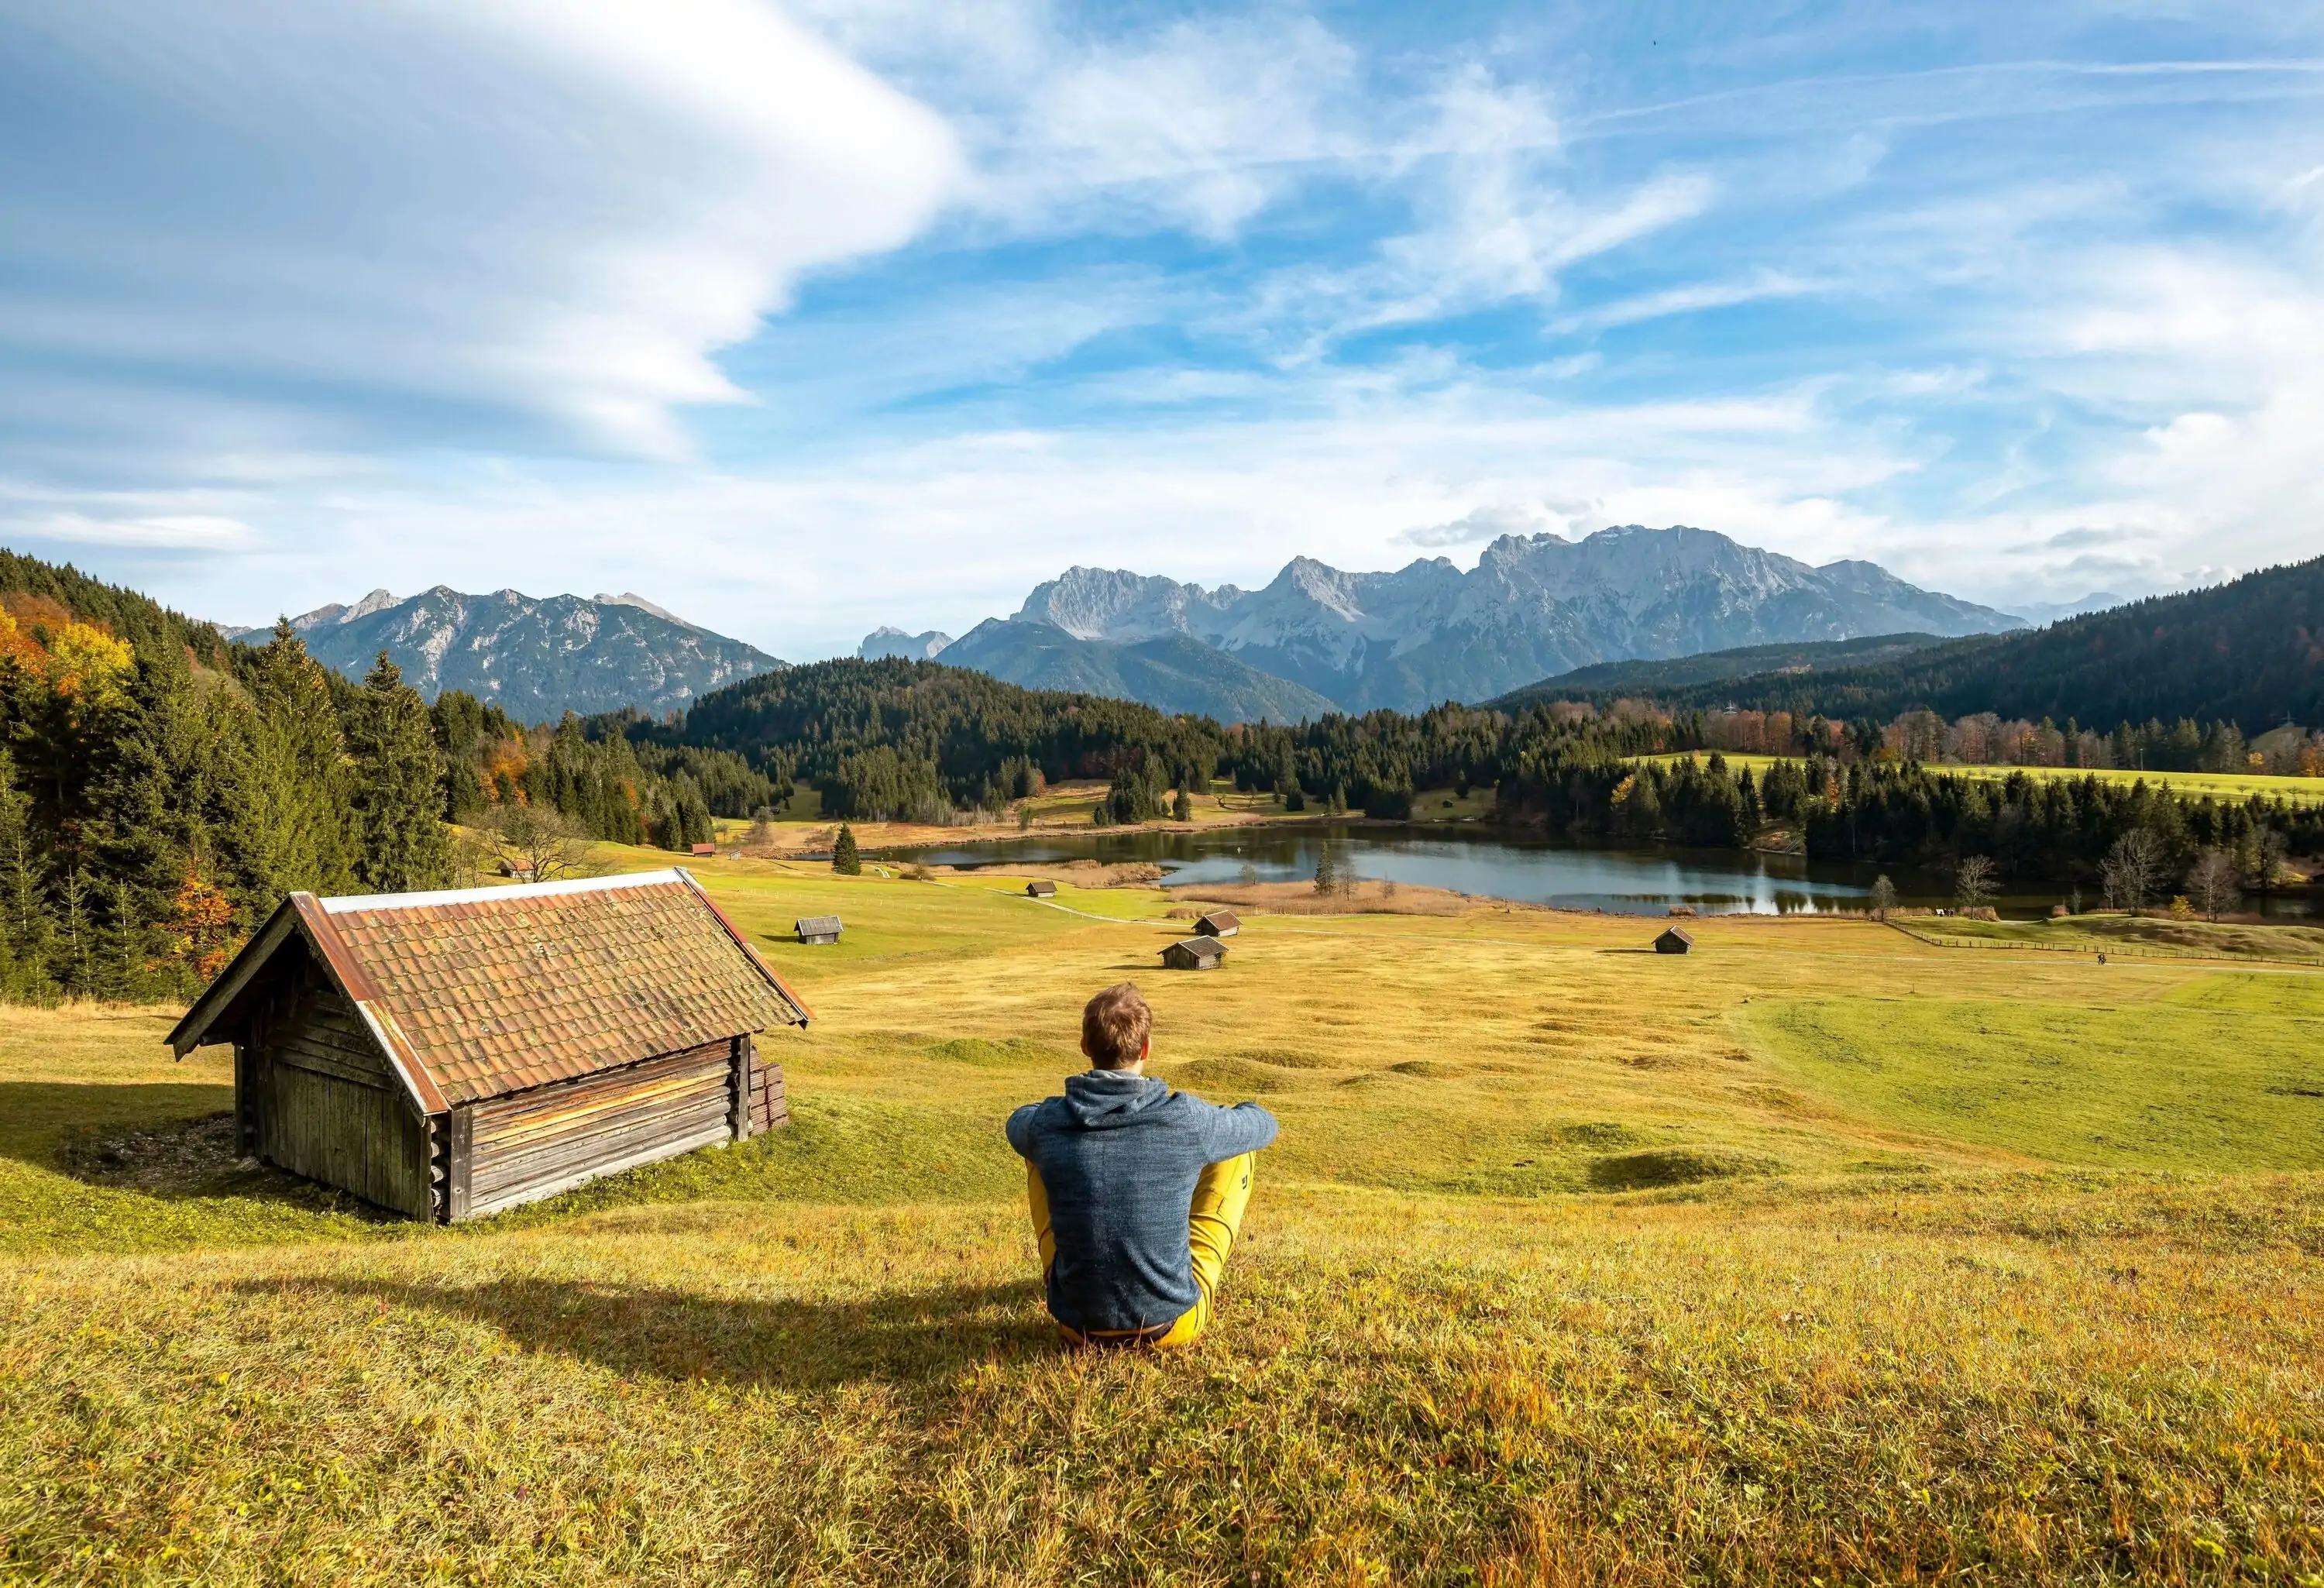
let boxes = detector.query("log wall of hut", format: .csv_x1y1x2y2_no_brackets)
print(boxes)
458,1040,738,1218
247,974,432,1218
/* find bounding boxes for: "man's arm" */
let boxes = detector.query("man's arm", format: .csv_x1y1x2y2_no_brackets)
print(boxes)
1005,1102,1043,1159
1194,1098,1278,1163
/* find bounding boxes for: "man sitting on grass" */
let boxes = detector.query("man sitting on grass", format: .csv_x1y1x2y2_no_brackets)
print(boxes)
1006,981,1278,1348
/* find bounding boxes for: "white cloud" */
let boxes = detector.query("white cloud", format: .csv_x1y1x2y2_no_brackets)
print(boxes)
1551,271,1820,335
101,373,1921,657
0,0,961,459
10,513,259,550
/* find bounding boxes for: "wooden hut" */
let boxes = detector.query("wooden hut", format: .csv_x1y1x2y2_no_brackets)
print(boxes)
1026,880,1057,898
1160,937,1227,971
794,915,843,945
1193,909,1240,938
690,842,717,858
165,869,810,1223
1655,926,1695,954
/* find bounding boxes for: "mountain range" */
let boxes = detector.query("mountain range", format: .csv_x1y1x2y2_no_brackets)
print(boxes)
236,587,783,723
864,525,2025,720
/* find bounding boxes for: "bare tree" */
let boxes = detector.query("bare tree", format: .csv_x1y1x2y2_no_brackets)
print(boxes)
2099,828,2163,915
2186,848,2241,923
1869,874,1898,922
476,803,600,883
1953,854,1996,913
451,824,499,888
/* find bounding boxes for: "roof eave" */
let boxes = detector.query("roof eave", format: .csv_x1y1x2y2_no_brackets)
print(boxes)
167,896,303,1056
679,868,814,1026
289,895,449,1114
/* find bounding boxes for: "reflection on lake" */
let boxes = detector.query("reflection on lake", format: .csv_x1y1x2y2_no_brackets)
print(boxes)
890,823,1931,917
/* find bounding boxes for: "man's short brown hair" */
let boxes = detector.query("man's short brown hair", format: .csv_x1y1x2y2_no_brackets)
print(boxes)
1081,982,1153,1069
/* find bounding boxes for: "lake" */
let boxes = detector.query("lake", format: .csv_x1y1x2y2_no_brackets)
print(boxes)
889,823,1951,917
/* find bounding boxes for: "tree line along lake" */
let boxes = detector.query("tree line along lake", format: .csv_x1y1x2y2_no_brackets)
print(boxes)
885,823,2302,919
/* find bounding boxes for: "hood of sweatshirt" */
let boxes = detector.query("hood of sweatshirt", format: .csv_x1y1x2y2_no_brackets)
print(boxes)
1061,1069,1173,1128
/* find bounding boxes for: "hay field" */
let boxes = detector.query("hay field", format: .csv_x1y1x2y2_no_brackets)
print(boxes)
1638,751,2324,805
3,856,2321,1583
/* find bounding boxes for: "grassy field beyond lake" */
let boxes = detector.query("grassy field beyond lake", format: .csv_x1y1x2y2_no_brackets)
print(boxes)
2,852,2320,1583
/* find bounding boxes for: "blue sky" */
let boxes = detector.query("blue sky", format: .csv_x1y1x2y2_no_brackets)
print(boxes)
2,1,2320,656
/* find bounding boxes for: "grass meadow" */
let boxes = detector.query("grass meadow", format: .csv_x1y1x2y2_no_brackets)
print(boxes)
1637,751,2324,806
3,851,2321,1584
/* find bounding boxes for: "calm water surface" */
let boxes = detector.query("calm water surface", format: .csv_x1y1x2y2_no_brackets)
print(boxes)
892,823,1943,917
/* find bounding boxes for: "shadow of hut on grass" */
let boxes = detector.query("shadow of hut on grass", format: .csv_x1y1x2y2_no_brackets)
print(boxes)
246,1274,1057,1393
4,1084,401,1222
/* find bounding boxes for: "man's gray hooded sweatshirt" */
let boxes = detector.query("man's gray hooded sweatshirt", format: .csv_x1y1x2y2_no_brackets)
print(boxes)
1007,1071,1278,1333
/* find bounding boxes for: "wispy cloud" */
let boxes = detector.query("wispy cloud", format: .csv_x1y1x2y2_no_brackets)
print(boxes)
0,0,961,461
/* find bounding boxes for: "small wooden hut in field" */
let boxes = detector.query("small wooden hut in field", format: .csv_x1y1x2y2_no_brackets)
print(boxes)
794,915,843,945
1193,909,1240,938
167,870,810,1222
1655,925,1695,954
1160,937,1227,971
1026,880,1057,898
690,842,717,858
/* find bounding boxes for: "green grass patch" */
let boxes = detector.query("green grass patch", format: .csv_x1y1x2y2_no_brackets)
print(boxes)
1745,994,2324,1171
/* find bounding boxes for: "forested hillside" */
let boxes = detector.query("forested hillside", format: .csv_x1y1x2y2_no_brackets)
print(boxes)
1492,631,1957,705
1570,559,2324,732
669,658,1229,822
0,565,451,1002
0,548,797,1005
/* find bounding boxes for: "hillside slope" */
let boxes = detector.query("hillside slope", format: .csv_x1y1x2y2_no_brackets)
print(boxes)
1595,559,2324,731
0,547,229,666
1490,631,1958,706
266,586,784,722
939,618,1336,724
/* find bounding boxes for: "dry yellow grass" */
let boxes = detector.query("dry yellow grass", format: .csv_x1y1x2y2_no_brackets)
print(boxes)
2,854,2321,1583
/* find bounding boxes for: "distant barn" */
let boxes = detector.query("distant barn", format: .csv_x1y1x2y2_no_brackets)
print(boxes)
1026,880,1057,898
1655,926,1695,954
691,842,717,858
1160,937,1227,971
1193,909,1240,938
167,870,810,1222
794,915,843,945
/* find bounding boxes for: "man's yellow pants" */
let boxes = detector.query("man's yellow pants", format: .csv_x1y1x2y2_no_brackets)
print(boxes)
1025,1152,1257,1348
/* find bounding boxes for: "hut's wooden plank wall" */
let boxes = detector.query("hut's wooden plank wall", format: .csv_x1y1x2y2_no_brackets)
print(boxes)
255,979,431,1217
748,1048,788,1135
462,1040,736,1217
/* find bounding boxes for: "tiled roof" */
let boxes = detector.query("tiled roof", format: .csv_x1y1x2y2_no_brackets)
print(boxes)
308,871,807,1106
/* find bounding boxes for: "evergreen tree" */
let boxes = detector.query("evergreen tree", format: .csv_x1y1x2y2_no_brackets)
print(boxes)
232,622,359,899
833,823,862,875
54,864,95,997
348,652,453,892
0,752,55,1002
672,776,715,848
1172,786,1192,823
1313,844,1336,895
74,653,189,939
